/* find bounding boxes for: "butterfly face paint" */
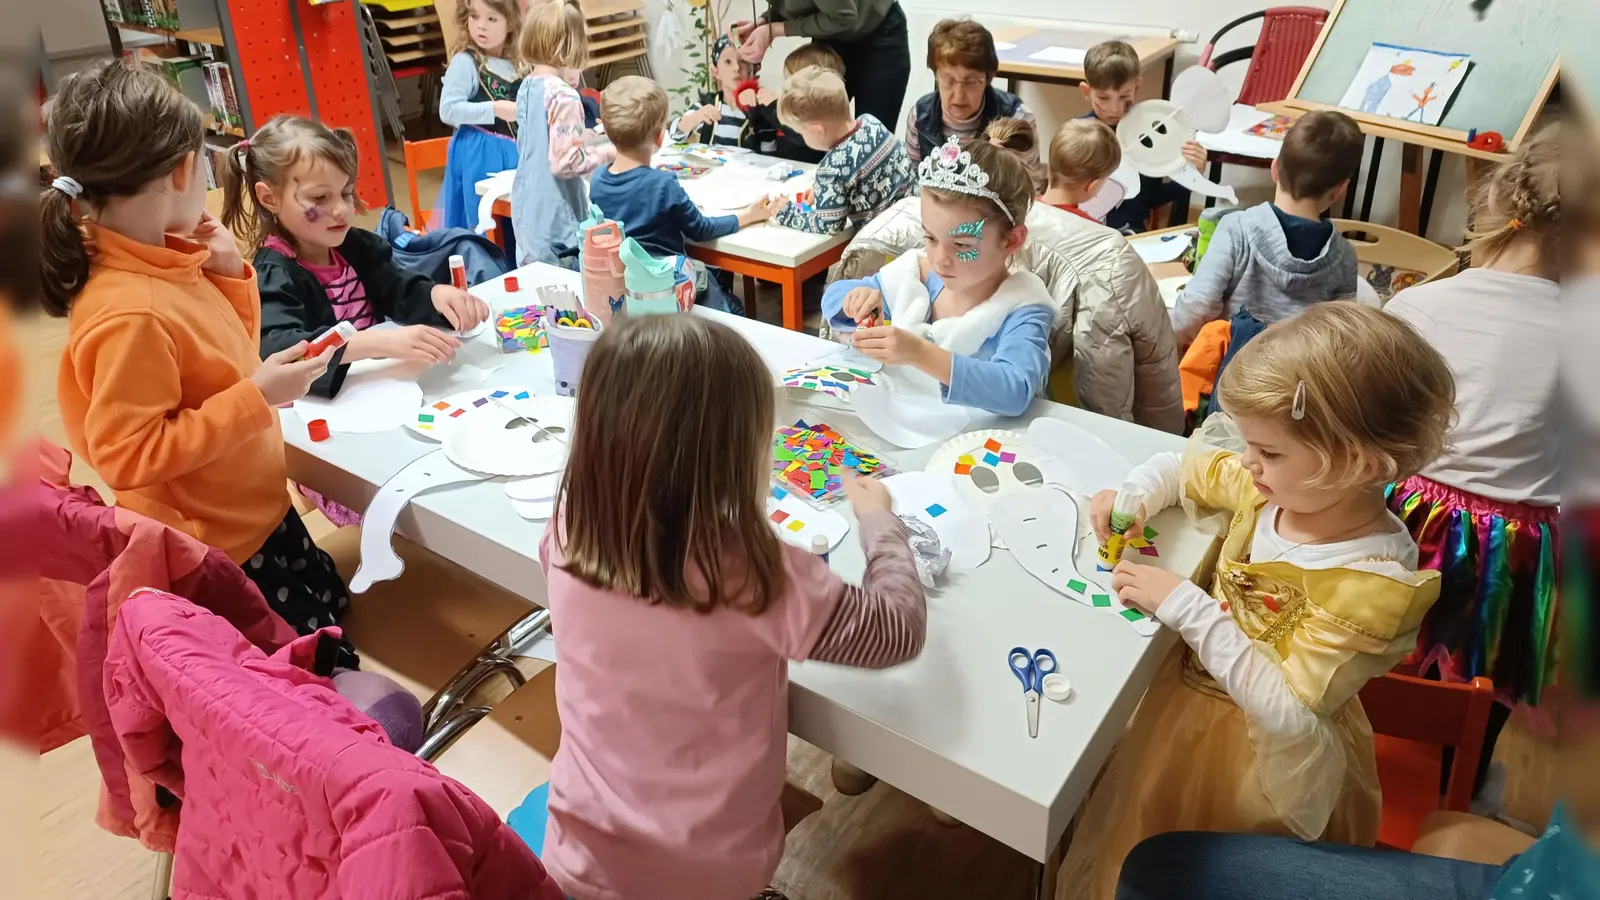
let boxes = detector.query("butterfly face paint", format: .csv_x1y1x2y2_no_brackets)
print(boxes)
302,204,322,223
950,218,985,263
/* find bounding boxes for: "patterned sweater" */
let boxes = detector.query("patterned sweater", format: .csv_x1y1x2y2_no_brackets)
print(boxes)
773,115,914,235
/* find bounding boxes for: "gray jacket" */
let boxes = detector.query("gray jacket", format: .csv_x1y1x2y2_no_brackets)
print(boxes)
1171,203,1358,345
830,198,1184,433
767,0,896,40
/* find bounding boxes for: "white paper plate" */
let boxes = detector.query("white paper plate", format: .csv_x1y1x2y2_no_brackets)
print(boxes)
924,429,1042,510
504,470,563,502
443,393,576,477
406,386,535,442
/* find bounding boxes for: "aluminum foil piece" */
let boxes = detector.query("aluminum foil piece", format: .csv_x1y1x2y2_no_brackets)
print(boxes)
898,514,951,586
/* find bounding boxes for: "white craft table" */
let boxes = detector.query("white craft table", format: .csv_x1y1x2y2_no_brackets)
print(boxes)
476,150,853,333
283,263,1221,897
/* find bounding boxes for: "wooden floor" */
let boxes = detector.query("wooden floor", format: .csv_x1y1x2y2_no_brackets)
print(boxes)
31,156,1558,900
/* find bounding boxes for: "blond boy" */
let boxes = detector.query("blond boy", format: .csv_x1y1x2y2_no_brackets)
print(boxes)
771,67,914,235
1040,119,1122,221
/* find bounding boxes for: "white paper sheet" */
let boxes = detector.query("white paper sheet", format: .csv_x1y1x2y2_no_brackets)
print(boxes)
1025,417,1132,496
351,449,489,593
1171,163,1239,206
1129,231,1193,264
1158,276,1190,310
1197,104,1286,162
992,41,1017,51
882,471,990,570
295,372,424,434
767,485,849,552
1028,46,1087,66
1336,42,1471,127
853,384,972,449
510,497,557,521
990,487,1159,636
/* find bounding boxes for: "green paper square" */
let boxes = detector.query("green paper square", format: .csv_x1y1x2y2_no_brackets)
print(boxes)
1144,525,1159,540
1091,593,1112,608
1067,578,1088,594
1120,608,1145,622
417,413,435,423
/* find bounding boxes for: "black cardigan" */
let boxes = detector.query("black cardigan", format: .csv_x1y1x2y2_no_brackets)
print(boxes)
255,227,450,397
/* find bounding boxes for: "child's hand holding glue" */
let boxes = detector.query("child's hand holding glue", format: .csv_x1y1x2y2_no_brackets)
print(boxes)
842,287,883,326
254,342,332,406
1093,483,1186,617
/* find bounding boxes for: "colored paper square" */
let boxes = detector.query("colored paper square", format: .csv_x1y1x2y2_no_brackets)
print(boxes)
786,519,806,532
983,452,1001,466
770,509,790,524
957,454,975,465
431,401,450,410
490,390,509,398
954,463,973,475
772,486,788,500
514,391,531,400
1000,451,1017,463
1138,546,1160,557
472,397,489,407
925,503,946,518
1067,578,1088,594
418,413,435,423
417,423,433,431
1120,608,1146,622
1144,525,1159,540
984,438,1002,452
1091,593,1112,608
449,408,466,418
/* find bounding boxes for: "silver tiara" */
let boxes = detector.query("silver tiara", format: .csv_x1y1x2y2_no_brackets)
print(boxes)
917,136,1014,223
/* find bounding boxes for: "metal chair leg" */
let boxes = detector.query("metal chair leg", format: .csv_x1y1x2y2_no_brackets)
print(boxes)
422,656,526,733
151,852,174,900
417,706,493,761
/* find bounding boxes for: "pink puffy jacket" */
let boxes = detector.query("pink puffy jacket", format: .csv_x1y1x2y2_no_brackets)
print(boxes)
104,589,565,900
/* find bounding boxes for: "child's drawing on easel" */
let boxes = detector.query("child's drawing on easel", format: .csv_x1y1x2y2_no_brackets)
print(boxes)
1337,42,1470,128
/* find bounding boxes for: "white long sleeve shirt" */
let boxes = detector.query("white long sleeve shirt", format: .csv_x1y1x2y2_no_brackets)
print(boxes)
440,53,519,129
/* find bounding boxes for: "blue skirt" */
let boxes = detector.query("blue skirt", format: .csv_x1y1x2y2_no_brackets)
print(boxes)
438,125,518,232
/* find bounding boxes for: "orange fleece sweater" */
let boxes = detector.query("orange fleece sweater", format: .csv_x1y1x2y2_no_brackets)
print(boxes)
57,225,288,563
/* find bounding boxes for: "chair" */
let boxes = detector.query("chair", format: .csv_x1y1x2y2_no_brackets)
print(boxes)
403,136,452,230
1359,673,1495,851
1330,219,1461,302
1199,7,1330,188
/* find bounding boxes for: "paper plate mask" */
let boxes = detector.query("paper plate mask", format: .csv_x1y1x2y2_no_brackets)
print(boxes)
1116,98,1239,205
1168,66,1233,134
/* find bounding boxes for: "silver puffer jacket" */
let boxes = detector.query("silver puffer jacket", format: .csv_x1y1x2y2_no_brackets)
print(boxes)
827,198,1185,433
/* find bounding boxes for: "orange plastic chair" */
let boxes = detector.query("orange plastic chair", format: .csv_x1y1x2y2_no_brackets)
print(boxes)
1359,673,1495,851
402,136,453,231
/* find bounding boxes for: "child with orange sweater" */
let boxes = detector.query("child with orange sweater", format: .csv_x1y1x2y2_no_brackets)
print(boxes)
41,61,354,657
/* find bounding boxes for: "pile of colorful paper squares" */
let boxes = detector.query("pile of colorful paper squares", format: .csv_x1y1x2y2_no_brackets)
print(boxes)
772,420,890,502
954,437,1016,474
1125,524,1160,557
780,365,877,400
495,304,548,353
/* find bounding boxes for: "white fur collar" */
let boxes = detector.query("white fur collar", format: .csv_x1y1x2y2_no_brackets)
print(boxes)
878,251,1054,357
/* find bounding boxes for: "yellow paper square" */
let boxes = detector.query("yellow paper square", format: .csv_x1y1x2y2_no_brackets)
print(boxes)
786,520,806,532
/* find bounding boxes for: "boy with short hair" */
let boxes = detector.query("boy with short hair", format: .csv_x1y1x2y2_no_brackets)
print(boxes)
762,42,848,164
771,66,914,235
590,76,780,311
668,35,777,152
1170,109,1366,346
1081,39,1206,232
1040,118,1121,221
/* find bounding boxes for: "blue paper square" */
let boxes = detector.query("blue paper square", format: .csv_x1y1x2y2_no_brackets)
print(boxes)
925,503,947,518
772,486,788,500
983,452,1001,466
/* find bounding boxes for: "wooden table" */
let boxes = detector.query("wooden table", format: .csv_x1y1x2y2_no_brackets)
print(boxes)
990,26,1180,96
1258,100,1506,238
480,154,852,332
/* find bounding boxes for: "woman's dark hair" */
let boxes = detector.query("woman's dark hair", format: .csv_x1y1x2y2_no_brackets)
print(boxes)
39,59,203,317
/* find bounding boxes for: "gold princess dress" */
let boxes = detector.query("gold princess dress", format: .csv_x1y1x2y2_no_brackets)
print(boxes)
1057,436,1441,900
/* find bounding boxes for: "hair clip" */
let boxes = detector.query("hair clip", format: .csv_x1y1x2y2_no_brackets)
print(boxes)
1291,380,1307,421
1507,217,1524,231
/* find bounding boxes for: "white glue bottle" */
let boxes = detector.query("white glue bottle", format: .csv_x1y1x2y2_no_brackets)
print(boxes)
811,534,830,564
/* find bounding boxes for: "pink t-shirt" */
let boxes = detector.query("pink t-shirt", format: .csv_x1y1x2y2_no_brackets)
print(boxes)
538,521,840,900
262,235,376,329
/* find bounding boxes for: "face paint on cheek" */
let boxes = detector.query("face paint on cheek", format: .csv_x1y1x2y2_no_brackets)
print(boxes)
302,204,322,223
950,219,984,263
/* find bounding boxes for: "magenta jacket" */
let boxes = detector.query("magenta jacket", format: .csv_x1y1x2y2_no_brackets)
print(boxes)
104,589,564,899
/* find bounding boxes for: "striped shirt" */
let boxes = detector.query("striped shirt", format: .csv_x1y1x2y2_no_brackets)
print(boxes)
668,100,777,153
262,236,375,330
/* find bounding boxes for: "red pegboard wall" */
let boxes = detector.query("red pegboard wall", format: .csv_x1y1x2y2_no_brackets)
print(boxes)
222,0,388,208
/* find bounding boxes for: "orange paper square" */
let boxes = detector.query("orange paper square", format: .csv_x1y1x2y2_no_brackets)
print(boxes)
984,438,1002,452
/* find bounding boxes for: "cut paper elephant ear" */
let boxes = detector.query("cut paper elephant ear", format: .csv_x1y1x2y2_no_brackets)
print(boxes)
766,485,849,552
1117,99,1240,206
1025,418,1133,497
1169,66,1233,134
352,449,489,593
989,487,1159,637
882,471,990,570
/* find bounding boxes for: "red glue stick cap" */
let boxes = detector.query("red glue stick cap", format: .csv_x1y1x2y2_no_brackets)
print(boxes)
307,419,330,442
505,275,520,292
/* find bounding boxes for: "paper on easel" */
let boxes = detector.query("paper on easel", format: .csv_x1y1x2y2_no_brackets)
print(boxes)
1336,42,1471,128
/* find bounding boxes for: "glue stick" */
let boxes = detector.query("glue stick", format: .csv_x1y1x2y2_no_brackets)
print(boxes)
1097,483,1147,571
448,254,468,290
811,534,830,564
302,321,358,360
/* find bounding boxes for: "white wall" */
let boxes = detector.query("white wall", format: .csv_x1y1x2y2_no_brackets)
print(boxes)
647,0,1470,241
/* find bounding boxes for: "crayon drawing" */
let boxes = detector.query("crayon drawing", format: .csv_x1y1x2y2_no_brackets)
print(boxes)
1337,42,1471,128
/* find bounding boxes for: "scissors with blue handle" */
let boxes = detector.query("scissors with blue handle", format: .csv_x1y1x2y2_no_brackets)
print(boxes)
1009,647,1058,738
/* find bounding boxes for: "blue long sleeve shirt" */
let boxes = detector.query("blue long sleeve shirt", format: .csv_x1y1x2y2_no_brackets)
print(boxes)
821,271,1053,416
588,165,739,259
